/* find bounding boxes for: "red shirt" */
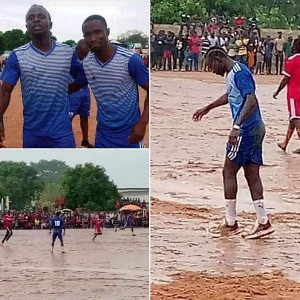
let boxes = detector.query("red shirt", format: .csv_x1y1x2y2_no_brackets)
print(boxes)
284,54,300,100
189,36,201,54
95,219,103,232
234,16,245,27
4,214,13,228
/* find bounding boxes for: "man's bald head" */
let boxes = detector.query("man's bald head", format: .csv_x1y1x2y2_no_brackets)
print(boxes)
75,39,89,60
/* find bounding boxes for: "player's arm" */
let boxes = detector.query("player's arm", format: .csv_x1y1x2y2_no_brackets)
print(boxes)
273,57,293,98
273,75,290,99
0,51,20,147
49,220,52,234
193,93,228,122
128,53,149,144
63,220,66,235
234,93,258,128
69,51,88,94
229,71,257,145
0,82,14,146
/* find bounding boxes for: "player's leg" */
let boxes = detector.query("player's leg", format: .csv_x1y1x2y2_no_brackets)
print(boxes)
287,99,300,153
293,118,300,154
5,228,13,241
278,119,295,152
51,234,57,253
242,163,274,239
80,116,94,148
222,156,241,226
58,234,64,253
2,228,10,244
78,94,93,148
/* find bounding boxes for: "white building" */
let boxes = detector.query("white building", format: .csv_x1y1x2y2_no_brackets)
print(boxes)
118,187,149,203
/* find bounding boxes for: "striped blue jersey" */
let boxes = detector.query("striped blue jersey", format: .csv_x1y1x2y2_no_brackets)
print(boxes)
76,45,149,132
1,40,82,136
226,62,263,134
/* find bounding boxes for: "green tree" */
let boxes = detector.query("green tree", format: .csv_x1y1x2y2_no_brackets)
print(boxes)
62,163,120,211
117,30,149,48
151,0,300,29
30,160,70,185
37,183,67,210
0,161,44,210
62,39,76,47
2,29,31,51
0,32,5,55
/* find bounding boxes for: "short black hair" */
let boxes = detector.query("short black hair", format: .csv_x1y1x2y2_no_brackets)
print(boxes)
205,46,228,69
293,38,300,54
82,15,107,31
26,5,51,21
205,46,227,60
56,211,60,216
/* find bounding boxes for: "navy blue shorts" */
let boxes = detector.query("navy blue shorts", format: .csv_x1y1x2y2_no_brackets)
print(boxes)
52,232,63,241
69,88,91,118
95,125,144,148
23,130,76,148
226,127,265,166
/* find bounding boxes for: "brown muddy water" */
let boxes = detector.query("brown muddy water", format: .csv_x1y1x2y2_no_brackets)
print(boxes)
0,228,149,300
151,73,300,299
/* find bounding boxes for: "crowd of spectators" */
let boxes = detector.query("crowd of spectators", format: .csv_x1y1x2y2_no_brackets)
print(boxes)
151,12,297,75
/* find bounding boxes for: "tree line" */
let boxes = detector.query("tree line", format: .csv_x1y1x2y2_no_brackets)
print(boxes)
0,160,120,212
151,0,300,30
0,29,148,55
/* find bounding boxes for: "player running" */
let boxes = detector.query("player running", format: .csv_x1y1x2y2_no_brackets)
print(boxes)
193,46,274,239
273,38,300,154
117,212,135,236
1,211,14,244
92,216,103,240
49,211,65,253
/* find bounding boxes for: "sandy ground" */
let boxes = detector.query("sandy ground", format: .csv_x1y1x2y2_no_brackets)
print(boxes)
150,71,300,299
0,228,149,300
1,82,149,148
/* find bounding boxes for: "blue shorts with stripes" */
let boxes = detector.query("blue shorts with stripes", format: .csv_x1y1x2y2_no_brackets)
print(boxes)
226,126,265,166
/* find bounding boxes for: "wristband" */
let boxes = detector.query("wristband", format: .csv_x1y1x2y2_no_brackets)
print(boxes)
233,124,240,130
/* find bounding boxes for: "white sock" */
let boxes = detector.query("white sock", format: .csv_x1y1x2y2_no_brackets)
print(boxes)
253,199,268,224
224,199,237,226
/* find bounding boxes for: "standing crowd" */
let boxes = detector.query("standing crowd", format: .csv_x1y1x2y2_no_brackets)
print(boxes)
151,12,297,75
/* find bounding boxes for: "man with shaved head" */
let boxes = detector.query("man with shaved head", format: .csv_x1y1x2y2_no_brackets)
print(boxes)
0,5,83,148
69,39,93,148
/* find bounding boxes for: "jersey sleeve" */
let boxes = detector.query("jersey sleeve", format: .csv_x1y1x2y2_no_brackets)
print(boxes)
0,51,21,85
128,53,149,87
283,58,294,77
234,69,255,99
69,52,88,86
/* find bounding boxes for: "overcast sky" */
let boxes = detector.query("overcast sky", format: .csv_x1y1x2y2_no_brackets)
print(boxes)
0,0,149,42
0,149,149,188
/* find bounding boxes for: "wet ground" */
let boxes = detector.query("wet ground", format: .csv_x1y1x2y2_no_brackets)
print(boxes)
151,72,300,299
0,228,149,300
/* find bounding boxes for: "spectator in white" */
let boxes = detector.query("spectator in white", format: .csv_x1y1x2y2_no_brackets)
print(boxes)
274,31,285,75
200,32,211,71
218,32,228,52
208,32,218,48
